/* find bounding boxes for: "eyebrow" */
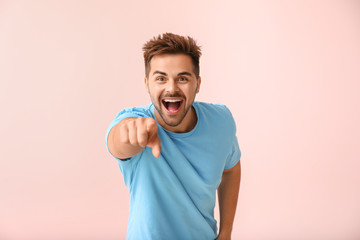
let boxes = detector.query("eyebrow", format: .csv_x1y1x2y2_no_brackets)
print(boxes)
152,71,193,77
177,71,192,77
153,71,167,76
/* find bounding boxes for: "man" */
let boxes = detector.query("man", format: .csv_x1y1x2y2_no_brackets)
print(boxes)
105,33,241,240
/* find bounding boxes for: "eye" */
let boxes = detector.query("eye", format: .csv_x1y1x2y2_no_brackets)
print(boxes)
178,77,188,82
156,77,165,82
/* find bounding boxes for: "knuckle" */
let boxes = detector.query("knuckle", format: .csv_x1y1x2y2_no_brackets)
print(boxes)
138,139,147,147
136,117,145,124
119,136,129,144
129,137,138,146
137,131,148,145
123,117,134,124
119,122,127,131
147,118,157,129
128,119,136,128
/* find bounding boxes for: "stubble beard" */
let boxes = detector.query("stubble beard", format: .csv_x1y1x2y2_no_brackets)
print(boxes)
151,88,197,128
153,100,193,127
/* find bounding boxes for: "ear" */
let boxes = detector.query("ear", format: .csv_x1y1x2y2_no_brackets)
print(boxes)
144,76,149,93
196,76,201,93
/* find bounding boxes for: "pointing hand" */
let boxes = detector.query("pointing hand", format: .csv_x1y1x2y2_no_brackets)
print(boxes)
120,117,161,158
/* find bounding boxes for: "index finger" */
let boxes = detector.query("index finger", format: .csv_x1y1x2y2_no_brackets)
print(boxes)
146,118,161,158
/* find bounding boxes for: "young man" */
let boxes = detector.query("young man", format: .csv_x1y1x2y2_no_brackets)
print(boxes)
105,33,241,240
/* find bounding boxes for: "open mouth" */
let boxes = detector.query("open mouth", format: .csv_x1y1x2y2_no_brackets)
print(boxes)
161,99,183,114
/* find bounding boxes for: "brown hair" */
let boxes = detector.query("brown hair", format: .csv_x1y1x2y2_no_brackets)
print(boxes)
142,32,202,78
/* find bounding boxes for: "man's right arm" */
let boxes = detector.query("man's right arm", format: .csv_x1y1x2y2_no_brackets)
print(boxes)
107,117,162,159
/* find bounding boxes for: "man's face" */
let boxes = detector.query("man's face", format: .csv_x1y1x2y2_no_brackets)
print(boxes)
145,54,201,128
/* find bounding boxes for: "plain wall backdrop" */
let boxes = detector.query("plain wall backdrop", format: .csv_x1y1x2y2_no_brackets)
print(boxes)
1,0,360,239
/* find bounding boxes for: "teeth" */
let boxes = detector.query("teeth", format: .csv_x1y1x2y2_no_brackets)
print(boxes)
164,99,181,102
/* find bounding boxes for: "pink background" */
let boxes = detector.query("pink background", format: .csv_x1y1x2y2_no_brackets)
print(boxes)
1,1,360,239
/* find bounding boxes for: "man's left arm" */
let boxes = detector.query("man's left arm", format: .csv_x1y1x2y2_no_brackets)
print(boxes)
216,160,241,240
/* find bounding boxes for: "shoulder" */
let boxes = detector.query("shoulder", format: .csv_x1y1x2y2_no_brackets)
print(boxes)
194,101,234,120
115,103,154,119
194,101,236,130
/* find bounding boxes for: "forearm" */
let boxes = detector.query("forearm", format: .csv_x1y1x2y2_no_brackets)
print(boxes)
217,161,241,238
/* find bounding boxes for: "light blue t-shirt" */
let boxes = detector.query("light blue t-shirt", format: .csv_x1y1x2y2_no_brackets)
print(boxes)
105,101,241,240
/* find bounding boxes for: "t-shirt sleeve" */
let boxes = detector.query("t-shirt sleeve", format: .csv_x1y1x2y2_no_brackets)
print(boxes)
220,104,241,170
224,135,241,169
105,107,150,161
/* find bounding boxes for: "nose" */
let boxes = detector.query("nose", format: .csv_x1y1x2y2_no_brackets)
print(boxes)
166,79,179,93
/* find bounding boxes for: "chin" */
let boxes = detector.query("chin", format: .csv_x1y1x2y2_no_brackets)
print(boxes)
163,118,184,127
161,112,185,127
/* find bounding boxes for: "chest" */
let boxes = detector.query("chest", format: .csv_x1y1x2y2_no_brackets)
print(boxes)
167,131,233,187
